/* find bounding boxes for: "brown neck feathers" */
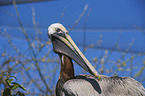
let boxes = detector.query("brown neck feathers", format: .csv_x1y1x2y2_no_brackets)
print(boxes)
59,55,75,82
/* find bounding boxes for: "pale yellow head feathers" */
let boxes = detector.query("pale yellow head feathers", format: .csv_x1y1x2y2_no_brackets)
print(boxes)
48,23,68,36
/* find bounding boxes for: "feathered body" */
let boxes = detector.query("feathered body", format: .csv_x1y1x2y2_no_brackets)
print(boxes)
63,75,145,96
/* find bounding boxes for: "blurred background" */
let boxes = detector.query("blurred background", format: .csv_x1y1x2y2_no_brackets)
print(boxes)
0,0,145,95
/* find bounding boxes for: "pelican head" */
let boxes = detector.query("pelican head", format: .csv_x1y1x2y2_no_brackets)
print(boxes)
48,23,100,80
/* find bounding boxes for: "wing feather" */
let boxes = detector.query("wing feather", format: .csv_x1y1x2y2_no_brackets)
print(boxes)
62,75,145,96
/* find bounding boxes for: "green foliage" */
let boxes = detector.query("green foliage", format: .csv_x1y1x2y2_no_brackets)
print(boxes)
2,74,26,96
2,88,12,96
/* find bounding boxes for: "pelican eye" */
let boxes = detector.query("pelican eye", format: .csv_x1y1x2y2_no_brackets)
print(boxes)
56,28,61,33
55,28,66,37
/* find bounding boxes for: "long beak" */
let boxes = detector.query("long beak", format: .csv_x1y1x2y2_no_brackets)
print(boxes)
51,33,100,80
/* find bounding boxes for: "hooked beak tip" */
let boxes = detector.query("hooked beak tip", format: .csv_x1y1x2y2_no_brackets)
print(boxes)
95,74,101,81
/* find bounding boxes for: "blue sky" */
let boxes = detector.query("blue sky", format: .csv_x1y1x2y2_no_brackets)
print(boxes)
0,0,145,28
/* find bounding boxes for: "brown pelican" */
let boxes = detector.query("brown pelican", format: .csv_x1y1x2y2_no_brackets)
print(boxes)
47,23,145,96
